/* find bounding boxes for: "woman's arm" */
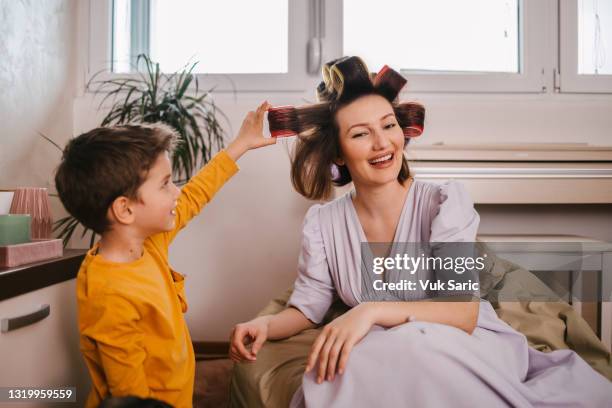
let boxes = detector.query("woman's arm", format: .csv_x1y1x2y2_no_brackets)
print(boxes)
368,297,479,334
268,307,316,339
229,307,315,362
306,297,479,384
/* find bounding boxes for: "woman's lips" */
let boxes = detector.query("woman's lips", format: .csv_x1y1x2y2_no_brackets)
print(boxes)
368,153,394,168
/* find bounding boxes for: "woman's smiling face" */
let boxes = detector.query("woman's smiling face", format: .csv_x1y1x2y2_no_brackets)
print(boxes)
334,94,405,188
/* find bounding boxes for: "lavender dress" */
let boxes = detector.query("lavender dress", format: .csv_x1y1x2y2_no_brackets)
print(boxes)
287,180,612,407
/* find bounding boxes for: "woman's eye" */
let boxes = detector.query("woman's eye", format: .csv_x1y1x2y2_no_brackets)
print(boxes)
352,132,367,138
384,123,396,129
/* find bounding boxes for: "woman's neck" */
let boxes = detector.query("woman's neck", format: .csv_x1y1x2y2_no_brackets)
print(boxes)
352,179,411,219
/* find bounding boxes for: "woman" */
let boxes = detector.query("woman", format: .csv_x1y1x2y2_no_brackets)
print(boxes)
230,57,612,407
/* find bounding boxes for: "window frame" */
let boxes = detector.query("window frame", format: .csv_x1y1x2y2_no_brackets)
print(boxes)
87,0,333,93
559,0,612,93
85,0,610,95
332,0,550,94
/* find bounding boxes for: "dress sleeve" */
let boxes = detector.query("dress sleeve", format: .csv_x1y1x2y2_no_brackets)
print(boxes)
429,181,481,298
430,181,480,242
287,204,335,324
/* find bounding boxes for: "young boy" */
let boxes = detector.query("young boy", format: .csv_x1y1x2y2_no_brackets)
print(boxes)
55,102,274,407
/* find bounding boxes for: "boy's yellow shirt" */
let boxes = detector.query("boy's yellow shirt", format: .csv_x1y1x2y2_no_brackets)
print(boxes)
76,150,239,408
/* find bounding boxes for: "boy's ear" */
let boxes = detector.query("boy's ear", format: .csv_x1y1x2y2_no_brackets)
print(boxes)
108,196,136,226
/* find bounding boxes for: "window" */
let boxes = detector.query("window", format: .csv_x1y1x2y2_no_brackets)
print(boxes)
339,0,546,93
560,0,612,92
112,0,288,74
86,0,612,94
89,0,326,92
343,0,520,74
578,0,611,75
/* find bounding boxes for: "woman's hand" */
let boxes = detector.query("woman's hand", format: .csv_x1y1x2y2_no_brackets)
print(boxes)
305,303,376,383
226,101,276,161
229,315,271,362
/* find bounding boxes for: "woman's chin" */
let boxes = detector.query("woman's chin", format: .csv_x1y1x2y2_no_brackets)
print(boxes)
362,172,401,186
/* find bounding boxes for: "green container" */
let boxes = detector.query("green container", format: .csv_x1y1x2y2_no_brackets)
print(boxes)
0,215,31,246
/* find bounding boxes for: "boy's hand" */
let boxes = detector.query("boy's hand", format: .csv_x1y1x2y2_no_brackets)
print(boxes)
226,101,276,161
229,316,271,362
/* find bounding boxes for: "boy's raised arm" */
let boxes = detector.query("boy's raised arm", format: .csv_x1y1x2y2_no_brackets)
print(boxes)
165,150,239,243
164,101,274,243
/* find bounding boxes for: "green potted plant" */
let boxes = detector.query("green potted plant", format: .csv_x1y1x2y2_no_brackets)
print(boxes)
49,54,228,247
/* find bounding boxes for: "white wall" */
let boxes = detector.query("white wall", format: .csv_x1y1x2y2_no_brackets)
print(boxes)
0,0,78,218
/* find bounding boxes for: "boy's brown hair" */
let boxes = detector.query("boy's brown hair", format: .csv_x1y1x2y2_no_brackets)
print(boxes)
55,123,177,234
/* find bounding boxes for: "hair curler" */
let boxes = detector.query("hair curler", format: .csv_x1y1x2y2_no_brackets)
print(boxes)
267,105,299,138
